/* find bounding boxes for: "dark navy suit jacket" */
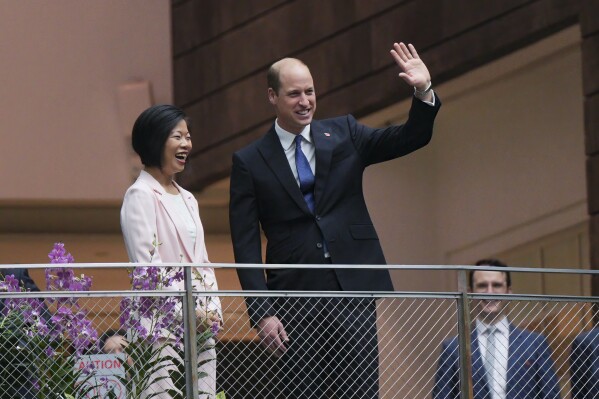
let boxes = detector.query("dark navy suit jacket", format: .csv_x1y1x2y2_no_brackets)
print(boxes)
229,95,441,324
433,325,561,399
0,268,40,314
570,328,599,399
0,268,42,399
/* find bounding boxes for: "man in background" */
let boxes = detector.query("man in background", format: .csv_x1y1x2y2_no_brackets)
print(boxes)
433,259,561,399
570,318,598,399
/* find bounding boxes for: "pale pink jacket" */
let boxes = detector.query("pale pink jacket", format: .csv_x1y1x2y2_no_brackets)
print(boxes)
120,170,221,316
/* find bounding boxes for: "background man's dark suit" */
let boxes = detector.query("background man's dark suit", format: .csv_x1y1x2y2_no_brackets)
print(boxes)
0,268,42,399
570,328,599,399
433,326,561,399
0,268,40,314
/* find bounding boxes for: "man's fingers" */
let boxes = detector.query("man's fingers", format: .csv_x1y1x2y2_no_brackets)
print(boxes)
408,43,420,59
271,335,285,351
399,42,412,59
390,50,405,71
257,316,289,356
272,337,287,357
280,328,289,343
259,331,288,356
392,42,409,63
261,332,285,355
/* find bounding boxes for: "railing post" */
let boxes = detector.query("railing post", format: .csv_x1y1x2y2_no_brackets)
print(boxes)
183,265,199,399
457,269,473,399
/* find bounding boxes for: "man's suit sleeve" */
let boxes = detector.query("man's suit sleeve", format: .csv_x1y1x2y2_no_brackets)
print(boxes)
433,339,459,399
0,269,40,292
534,336,561,399
229,152,275,325
570,335,592,399
350,94,441,166
18,269,40,292
229,153,263,266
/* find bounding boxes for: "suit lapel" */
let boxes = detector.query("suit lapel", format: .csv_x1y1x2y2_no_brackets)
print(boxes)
157,195,194,261
311,120,334,212
139,171,195,261
258,126,312,213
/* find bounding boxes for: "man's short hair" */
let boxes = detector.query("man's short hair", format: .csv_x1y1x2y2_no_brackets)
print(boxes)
267,58,308,95
469,258,511,289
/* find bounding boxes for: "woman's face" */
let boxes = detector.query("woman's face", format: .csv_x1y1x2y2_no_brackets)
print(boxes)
161,119,192,176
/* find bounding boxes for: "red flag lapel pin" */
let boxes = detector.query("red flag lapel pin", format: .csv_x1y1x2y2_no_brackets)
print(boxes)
324,132,331,137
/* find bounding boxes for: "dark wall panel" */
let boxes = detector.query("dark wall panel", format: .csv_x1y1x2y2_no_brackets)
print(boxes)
592,214,599,296
587,155,599,215
585,95,599,156
173,0,406,106
580,0,599,36
172,0,288,56
173,0,599,289
179,123,270,188
581,0,599,291
582,34,599,96
320,0,579,117
172,0,580,189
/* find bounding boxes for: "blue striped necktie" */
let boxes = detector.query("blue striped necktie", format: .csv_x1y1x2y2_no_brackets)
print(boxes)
295,135,315,213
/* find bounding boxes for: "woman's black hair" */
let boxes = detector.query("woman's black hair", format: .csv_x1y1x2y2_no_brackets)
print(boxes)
131,104,189,167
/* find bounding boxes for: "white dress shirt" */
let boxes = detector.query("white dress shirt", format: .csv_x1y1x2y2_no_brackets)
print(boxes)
274,121,315,186
273,93,435,186
273,94,434,258
162,192,197,243
476,317,510,399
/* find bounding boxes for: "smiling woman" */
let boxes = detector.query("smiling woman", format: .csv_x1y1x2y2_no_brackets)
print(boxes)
162,118,192,179
120,104,222,398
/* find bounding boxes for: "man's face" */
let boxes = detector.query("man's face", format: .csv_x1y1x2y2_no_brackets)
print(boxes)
471,270,511,321
268,62,316,134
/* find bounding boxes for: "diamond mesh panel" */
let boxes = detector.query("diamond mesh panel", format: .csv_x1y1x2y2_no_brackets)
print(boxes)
216,294,459,399
0,268,598,399
433,297,599,399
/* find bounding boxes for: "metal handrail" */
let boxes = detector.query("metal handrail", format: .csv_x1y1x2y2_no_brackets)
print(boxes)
3,263,599,275
1,263,597,399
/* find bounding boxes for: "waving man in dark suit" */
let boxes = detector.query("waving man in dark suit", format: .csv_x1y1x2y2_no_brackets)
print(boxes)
229,42,441,398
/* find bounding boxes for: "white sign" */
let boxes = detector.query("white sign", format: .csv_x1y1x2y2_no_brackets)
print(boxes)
75,354,126,399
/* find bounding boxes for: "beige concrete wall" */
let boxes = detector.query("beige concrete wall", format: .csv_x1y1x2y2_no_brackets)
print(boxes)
362,27,586,291
362,27,586,398
0,0,172,201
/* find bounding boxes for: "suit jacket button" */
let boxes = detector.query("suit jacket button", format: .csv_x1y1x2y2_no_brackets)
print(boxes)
316,243,323,249
315,215,321,221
